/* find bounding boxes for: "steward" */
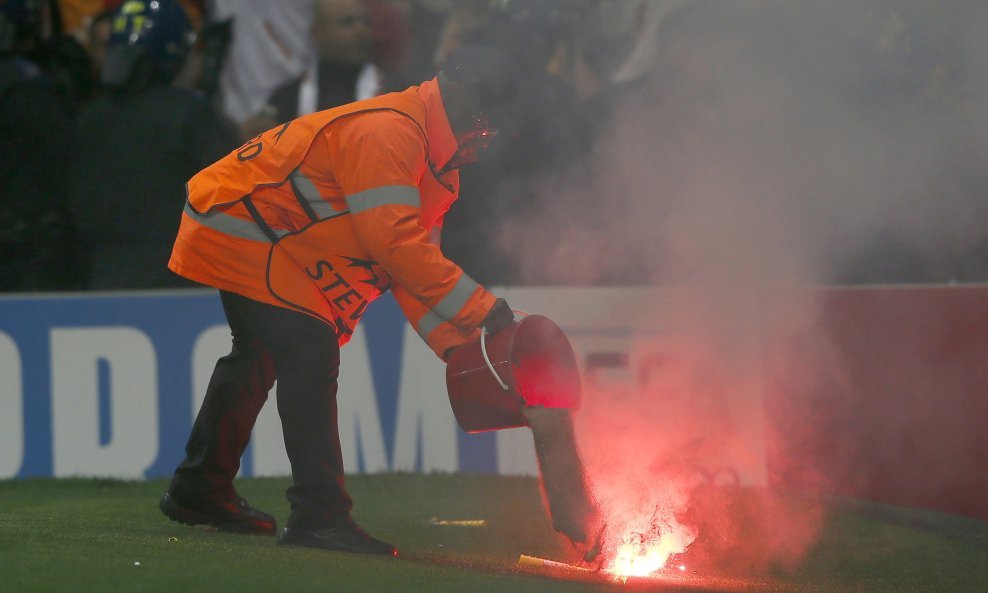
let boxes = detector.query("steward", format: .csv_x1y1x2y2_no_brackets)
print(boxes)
160,45,519,557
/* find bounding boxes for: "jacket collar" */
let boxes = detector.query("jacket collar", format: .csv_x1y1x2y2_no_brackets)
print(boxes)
417,77,459,173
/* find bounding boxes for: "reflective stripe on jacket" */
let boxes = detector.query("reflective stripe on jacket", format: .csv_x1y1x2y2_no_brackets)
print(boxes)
168,78,495,358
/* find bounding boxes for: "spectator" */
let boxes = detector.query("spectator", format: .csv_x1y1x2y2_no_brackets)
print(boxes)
434,0,592,284
435,0,690,285
57,0,206,41
0,0,80,291
6,0,93,114
212,0,314,125
240,0,380,139
81,6,111,84
67,0,238,290
371,0,450,91
365,0,411,89
56,0,106,42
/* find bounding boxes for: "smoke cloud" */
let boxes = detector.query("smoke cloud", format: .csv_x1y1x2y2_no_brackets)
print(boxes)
496,0,988,575
504,0,988,287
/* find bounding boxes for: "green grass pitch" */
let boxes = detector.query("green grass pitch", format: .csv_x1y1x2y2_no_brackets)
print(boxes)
0,474,985,592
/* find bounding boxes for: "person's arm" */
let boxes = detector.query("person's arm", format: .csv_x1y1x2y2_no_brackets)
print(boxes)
329,111,497,357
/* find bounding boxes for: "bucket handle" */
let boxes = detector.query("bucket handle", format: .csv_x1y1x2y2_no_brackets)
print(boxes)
479,309,528,392
480,327,510,391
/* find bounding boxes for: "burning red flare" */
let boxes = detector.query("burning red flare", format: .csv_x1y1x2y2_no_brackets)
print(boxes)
607,525,695,579
596,499,698,580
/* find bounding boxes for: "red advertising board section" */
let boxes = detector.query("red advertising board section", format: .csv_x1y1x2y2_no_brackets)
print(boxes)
762,285,988,520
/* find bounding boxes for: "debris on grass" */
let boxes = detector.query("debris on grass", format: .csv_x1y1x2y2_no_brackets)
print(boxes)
429,517,486,527
517,554,591,573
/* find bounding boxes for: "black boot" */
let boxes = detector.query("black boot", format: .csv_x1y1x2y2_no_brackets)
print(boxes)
278,516,397,556
160,492,277,535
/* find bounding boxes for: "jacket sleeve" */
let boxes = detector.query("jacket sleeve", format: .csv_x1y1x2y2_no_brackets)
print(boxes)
328,111,495,358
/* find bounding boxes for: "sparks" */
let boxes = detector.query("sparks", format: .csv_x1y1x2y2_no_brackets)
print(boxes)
603,507,697,580
608,533,680,578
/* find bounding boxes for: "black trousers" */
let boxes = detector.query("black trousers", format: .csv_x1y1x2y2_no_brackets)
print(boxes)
169,290,352,527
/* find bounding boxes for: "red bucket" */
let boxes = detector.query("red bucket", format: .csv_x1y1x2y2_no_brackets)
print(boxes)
445,315,582,433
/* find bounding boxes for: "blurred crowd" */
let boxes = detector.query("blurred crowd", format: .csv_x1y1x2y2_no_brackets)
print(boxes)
1,0,986,292
1,0,668,291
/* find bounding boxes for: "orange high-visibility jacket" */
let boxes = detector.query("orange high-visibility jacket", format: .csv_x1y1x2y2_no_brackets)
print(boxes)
168,78,496,358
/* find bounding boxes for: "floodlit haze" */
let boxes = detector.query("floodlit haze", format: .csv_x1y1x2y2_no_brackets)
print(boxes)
496,0,988,573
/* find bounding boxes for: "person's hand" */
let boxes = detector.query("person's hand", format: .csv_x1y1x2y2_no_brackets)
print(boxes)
481,298,514,335
443,299,514,363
